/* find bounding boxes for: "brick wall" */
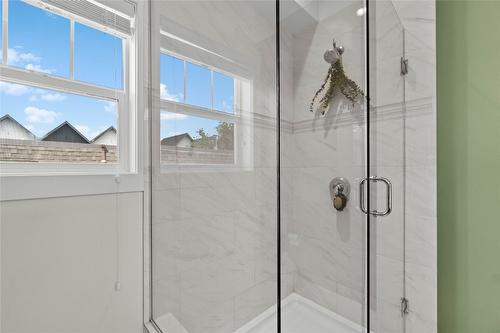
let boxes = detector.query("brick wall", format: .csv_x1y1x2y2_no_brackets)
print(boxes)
161,146,234,165
0,139,117,163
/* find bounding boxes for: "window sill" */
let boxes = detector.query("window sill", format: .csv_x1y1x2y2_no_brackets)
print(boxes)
0,171,144,201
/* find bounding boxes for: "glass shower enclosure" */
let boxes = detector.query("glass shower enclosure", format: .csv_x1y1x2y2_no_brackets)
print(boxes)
148,0,435,332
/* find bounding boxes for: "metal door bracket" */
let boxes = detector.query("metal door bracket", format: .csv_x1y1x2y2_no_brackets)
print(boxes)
401,57,409,76
401,297,410,317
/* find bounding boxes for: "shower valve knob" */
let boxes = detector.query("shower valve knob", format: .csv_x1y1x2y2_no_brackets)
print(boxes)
330,177,350,212
333,192,348,211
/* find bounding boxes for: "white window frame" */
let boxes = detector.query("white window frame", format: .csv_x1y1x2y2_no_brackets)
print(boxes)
0,0,145,201
158,35,254,173
0,0,136,175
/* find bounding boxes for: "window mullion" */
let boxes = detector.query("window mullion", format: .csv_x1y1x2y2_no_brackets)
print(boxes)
2,0,8,64
210,70,214,110
181,60,185,103
70,19,75,79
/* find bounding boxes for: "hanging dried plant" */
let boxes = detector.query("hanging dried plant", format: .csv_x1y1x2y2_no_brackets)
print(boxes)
309,60,364,115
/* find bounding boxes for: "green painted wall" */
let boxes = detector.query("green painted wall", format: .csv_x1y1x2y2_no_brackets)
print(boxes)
437,1,500,331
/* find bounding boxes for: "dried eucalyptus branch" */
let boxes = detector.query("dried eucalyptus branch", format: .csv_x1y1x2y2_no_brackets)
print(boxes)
309,60,364,115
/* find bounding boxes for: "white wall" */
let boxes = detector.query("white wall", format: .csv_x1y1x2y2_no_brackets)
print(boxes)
0,192,144,333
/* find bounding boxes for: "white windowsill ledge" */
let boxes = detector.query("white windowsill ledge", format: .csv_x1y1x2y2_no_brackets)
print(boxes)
0,172,144,201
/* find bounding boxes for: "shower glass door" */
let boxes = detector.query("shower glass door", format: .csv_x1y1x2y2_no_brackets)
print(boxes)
368,1,406,332
149,1,279,333
279,1,369,332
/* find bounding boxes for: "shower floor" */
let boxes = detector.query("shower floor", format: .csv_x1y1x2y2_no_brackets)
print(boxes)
235,293,363,333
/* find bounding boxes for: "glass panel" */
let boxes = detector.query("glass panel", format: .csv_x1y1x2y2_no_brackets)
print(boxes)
0,81,117,163
74,22,123,89
151,1,277,332
8,0,70,77
185,62,211,109
160,53,184,102
213,71,234,113
160,111,234,165
280,0,367,332
1,3,3,63
368,1,406,332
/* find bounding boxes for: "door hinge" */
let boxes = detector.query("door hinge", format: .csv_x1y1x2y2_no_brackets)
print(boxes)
401,57,409,76
400,297,410,317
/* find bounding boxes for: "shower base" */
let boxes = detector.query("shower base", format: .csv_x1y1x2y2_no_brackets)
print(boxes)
235,293,363,333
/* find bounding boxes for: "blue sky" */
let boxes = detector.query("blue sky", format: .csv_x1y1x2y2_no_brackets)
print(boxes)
160,54,234,139
1,0,234,142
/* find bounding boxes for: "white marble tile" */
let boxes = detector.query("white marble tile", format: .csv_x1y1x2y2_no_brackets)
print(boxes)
405,166,437,219
336,288,364,326
406,110,436,167
405,262,437,333
370,117,405,167
152,188,181,221
372,298,404,333
375,255,404,304
234,278,277,330
294,273,338,314
405,215,436,270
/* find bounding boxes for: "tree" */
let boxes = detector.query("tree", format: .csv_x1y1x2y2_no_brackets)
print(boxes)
192,128,213,149
216,122,234,151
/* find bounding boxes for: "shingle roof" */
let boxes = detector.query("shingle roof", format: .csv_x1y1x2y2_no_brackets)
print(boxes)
0,114,36,138
41,121,90,143
161,133,193,146
91,126,117,143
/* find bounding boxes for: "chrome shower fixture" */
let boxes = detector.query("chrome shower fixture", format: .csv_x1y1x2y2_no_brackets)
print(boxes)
323,39,344,65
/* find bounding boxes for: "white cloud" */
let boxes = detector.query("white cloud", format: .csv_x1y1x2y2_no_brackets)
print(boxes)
74,125,108,140
24,106,60,124
160,83,183,102
8,48,41,65
25,63,53,74
40,93,66,102
0,82,31,96
103,101,117,114
160,112,187,121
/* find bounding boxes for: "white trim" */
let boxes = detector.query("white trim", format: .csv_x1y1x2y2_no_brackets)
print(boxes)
92,0,135,19
70,19,74,79
24,0,133,38
160,99,238,123
0,172,143,201
2,0,7,64
0,65,124,100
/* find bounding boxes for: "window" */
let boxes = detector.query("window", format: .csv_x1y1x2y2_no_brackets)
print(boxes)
159,52,248,167
0,0,135,173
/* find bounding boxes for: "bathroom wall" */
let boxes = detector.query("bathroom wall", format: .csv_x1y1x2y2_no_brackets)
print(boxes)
437,1,500,331
0,193,144,333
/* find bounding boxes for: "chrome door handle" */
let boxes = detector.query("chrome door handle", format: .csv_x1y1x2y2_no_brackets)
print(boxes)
359,176,392,217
